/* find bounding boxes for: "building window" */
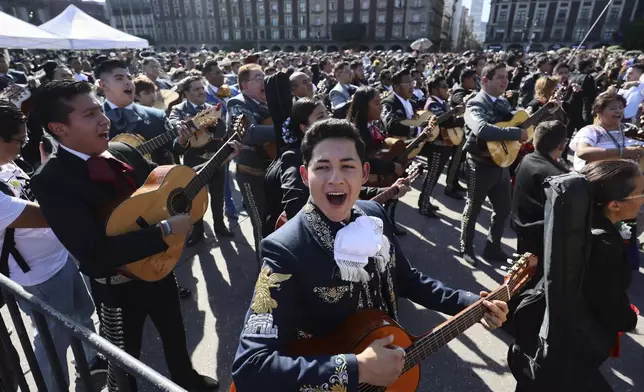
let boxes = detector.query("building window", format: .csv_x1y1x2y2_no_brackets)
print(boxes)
246,17,252,26
176,20,184,40
329,13,337,24
511,30,522,41
394,0,403,8
286,15,292,26
556,10,566,20
183,0,191,16
272,29,279,39
220,5,227,16
152,0,161,16
235,30,241,39
314,16,322,25
494,29,504,41
329,1,337,12
221,18,228,28
222,30,229,40
197,20,206,41
232,5,239,16
603,29,615,41
314,3,321,12
412,14,420,23
246,29,254,39
534,9,545,25
259,29,266,39
376,26,385,37
163,0,171,16
285,28,294,39
573,27,586,41
258,2,265,13
392,26,402,37
377,13,385,24
498,10,507,23
300,27,307,38
270,1,278,13
551,28,563,39
377,0,386,8
579,7,590,21
173,0,181,16
515,10,526,24
607,7,619,22
360,13,368,23
271,16,278,26
412,0,422,7
208,19,217,39
361,0,369,10
299,15,306,24
394,12,403,23
259,17,265,26
245,3,252,15
345,13,353,23
299,1,306,12
345,0,353,10
187,24,195,40
285,3,292,13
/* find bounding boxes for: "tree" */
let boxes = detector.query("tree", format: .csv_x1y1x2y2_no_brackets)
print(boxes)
620,19,644,50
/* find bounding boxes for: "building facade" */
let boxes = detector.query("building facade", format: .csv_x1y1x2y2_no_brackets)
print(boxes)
485,0,644,52
0,0,107,25
469,0,485,42
106,0,441,52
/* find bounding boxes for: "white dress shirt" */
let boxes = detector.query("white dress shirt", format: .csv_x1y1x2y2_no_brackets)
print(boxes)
74,72,88,82
618,82,644,119
394,92,414,119
105,99,135,111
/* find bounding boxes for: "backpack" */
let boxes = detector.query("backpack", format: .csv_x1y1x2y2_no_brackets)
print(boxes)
507,171,594,390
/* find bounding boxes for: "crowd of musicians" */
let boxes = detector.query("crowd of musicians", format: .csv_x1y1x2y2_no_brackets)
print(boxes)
0,47,643,392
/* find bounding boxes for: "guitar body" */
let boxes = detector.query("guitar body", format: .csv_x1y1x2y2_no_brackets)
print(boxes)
441,127,464,147
110,133,151,160
260,117,277,159
189,128,215,148
106,165,209,281
486,111,533,168
400,110,434,128
375,137,408,163
229,309,420,392
402,125,440,159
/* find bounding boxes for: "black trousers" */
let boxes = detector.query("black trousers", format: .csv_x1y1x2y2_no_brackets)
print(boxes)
460,156,511,254
445,140,465,193
90,273,196,391
185,154,227,241
418,144,452,213
236,171,267,263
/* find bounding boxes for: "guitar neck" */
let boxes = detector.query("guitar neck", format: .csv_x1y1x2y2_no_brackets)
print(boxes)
183,131,237,201
520,103,554,130
136,125,181,156
402,286,510,372
404,109,456,155
371,187,398,205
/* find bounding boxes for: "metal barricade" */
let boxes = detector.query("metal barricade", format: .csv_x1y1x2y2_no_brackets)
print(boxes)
0,273,186,392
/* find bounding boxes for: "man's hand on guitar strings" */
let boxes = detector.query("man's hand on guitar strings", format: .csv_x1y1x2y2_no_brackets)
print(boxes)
479,291,509,330
356,335,405,387
226,140,243,162
176,121,194,146
391,177,411,199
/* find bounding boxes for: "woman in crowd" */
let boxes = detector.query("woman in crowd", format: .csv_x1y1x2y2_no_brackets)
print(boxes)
569,88,642,172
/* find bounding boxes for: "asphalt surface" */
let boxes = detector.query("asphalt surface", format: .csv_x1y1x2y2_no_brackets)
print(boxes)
2,164,643,392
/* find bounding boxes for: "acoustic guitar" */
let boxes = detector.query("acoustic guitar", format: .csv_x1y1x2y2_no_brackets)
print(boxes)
229,253,537,392
105,115,247,281
0,84,33,114
274,162,425,231
111,104,222,160
486,88,564,168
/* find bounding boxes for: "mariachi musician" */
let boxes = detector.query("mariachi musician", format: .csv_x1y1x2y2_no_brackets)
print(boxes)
226,63,274,260
418,76,465,217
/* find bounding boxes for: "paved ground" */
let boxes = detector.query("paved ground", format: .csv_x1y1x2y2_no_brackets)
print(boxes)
3,165,643,391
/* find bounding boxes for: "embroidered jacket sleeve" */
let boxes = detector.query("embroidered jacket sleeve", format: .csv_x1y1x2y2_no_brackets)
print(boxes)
232,239,358,392
381,102,417,138
464,99,523,141
391,231,478,315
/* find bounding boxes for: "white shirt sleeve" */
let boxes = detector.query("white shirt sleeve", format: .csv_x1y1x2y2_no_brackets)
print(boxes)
0,191,28,231
569,126,598,151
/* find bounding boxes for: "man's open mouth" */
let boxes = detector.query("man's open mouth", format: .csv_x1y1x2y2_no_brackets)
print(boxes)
99,131,109,140
326,192,347,206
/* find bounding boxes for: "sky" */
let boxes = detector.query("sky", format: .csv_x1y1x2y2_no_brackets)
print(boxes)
462,0,491,22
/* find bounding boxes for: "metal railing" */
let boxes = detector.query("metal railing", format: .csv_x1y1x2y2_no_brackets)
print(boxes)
0,273,186,392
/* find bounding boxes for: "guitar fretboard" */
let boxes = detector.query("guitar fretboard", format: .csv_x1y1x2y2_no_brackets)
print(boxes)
136,127,179,156
402,286,510,371
520,102,556,130
405,108,459,155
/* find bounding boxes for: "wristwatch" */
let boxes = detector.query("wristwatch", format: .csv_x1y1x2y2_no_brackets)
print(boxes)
159,220,173,236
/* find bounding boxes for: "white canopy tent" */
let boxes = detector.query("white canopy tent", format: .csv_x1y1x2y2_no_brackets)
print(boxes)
39,5,148,49
0,11,71,49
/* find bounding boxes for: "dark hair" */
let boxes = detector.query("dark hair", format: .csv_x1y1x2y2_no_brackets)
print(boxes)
533,120,567,154
177,75,203,95
141,57,158,67
460,69,477,83
32,80,94,139
301,118,366,167
0,100,27,142
592,87,627,117
553,62,570,74
577,59,594,73
537,57,550,68
202,59,219,74
411,69,422,77
481,62,505,80
581,159,641,207
631,64,644,74
95,59,127,79
333,62,349,75
467,56,483,68
350,61,362,70
427,76,446,92
347,86,378,133
392,69,411,85
289,97,322,138
379,69,392,82
133,75,157,95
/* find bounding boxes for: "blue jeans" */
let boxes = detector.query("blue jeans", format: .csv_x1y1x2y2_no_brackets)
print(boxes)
224,162,238,217
18,257,97,392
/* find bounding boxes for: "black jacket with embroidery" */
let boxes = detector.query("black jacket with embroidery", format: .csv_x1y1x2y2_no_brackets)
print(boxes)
232,200,478,391
381,93,421,138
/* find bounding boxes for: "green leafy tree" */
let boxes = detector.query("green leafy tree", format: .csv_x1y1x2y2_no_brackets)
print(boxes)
620,19,644,50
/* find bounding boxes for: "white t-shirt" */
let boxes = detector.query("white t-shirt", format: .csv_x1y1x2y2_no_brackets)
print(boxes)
0,163,68,286
569,124,641,171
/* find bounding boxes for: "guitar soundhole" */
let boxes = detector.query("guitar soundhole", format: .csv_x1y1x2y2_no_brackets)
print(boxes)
167,188,190,215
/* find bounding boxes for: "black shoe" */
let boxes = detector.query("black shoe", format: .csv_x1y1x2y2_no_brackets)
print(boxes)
392,223,407,236
482,246,510,263
214,226,235,238
178,286,192,299
186,233,205,248
183,374,219,391
459,251,477,266
453,183,467,193
419,208,439,218
444,190,464,200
